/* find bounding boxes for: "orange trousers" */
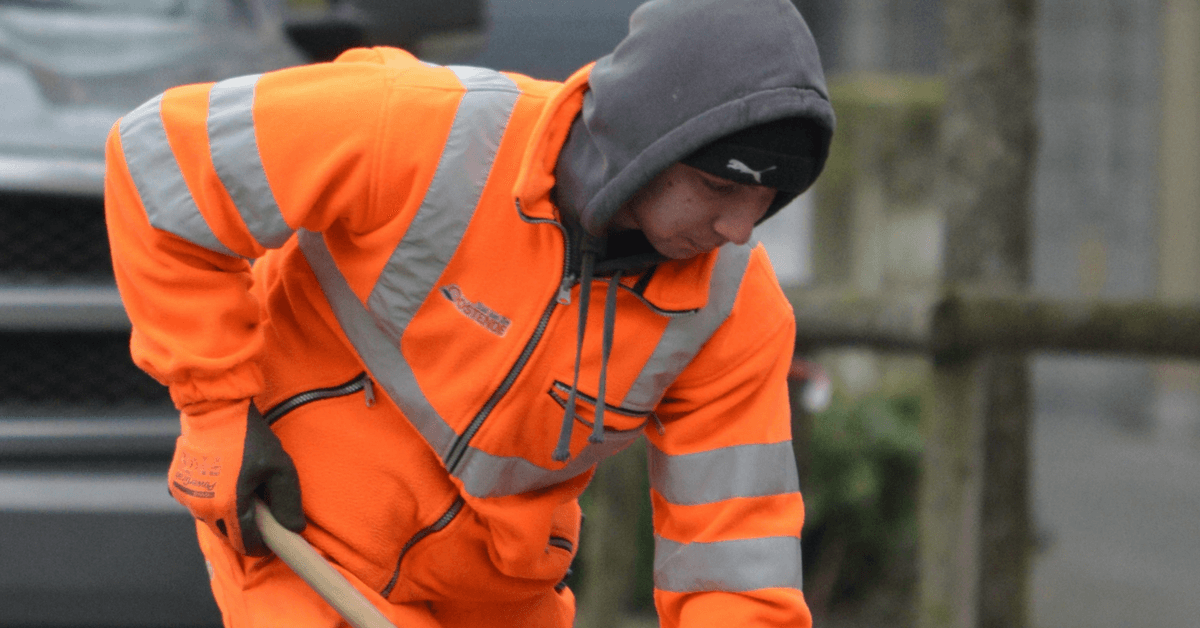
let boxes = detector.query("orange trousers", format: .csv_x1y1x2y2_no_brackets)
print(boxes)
196,523,577,628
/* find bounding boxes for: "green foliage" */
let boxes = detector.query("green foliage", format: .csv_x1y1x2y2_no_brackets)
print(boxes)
802,390,923,608
572,388,925,621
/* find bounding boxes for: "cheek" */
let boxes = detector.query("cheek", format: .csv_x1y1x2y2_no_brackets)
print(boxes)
654,192,710,235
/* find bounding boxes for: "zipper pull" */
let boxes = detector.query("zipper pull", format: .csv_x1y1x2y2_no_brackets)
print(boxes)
651,412,665,435
557,273,576,305
363,376,376,408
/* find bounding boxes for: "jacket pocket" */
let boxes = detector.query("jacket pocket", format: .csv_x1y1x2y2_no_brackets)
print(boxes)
265,384,454,596
388,496,581,603
262,372,375,425
546,496,582,558
381,496,465,598
547,380,652,436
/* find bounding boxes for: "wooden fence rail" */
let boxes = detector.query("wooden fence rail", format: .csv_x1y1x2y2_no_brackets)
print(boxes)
786,285,1200,628
786,287,1200,359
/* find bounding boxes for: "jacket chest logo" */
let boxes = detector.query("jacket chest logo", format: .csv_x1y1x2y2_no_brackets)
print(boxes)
440,284,511,337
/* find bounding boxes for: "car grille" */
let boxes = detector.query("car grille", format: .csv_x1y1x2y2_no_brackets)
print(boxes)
0,191,113,282
0,332,170,406
0,189,170,409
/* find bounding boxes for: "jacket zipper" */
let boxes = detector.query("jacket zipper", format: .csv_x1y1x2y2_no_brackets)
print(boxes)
557,271,577,305
548,381,650,420
380,496,465,597
620,285,700,317
444,201,573,473
445,280,562,472
548,382,665,435
262,372,374,424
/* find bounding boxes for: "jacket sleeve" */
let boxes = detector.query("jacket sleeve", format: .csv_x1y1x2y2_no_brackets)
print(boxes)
646,249,811,628
104,48,457,410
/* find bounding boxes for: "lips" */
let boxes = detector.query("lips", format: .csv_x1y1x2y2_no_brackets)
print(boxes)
689,237,724,252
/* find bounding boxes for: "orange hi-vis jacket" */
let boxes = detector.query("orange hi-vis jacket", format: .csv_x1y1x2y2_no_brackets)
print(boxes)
105,47,809,627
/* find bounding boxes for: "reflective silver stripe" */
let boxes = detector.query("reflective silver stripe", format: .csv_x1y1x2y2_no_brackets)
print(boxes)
366,66,520,342
648,441,800,506
299,66,753,500
455,425,643,498
208,74,293,249
298,229,458,459
620,244,752,411
447,65,523,92
300,228,645,496
654,535,803,593
298,65,520,469
119,94,236,257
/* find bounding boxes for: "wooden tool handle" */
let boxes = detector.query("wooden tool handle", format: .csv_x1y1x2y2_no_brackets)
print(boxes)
254,500,398,628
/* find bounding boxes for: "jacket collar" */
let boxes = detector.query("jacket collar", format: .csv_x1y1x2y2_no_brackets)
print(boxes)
513,64,716,314
513,65,592,222
638,251,718,312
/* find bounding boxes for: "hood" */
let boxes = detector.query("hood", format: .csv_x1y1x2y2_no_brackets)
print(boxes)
553,0,835,237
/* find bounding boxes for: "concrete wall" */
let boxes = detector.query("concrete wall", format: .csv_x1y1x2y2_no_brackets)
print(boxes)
1154,0,1200,448
1030,0,1163,429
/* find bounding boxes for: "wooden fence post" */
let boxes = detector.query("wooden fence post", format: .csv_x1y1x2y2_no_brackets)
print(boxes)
921,0,1038,627
574,441,648,628
921,355,985,628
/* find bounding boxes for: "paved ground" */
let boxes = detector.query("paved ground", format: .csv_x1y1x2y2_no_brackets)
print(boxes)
1031,413,1200,628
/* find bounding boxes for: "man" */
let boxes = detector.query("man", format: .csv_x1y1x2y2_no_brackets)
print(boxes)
104,0,834,626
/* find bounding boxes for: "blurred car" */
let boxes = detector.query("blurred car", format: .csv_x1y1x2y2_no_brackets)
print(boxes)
0,0,483,625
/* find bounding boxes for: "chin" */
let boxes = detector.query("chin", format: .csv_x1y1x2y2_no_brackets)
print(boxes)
666,247,703,260
650,235,705,260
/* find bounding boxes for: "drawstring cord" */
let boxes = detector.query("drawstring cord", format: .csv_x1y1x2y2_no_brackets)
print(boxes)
591,269,622,444
551,237,623,461
552,247,595,462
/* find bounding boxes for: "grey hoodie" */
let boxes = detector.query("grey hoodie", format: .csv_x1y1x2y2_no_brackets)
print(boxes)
554,0,836,237
548,0,835,461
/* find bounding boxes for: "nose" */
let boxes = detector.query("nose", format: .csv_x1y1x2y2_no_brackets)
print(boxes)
713,213,756,246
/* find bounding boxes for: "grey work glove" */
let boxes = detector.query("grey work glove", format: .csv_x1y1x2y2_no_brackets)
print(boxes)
168,400,305,555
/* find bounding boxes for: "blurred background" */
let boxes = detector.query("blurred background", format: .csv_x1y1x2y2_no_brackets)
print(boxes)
1,0,1197,627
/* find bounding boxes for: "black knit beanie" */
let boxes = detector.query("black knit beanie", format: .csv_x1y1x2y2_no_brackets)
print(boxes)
680,117,831,221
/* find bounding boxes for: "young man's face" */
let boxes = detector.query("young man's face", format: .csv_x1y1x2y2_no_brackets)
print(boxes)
611,163,777,260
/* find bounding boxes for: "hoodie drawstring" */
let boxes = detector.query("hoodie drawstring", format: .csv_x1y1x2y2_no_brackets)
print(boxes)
552,243,623,462
592,269,622,444
552,247,595,462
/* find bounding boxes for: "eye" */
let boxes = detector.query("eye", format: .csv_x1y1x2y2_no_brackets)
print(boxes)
700,173,737,195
